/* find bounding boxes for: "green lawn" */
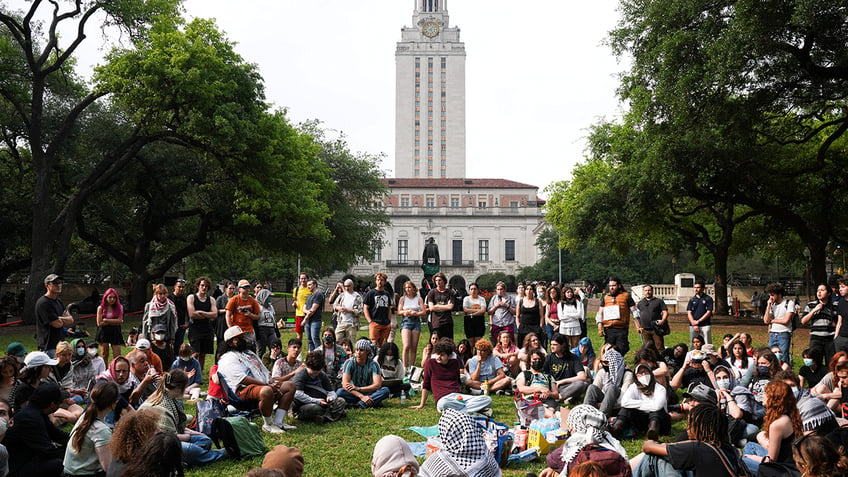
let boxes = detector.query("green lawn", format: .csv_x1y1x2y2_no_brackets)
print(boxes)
2,311,795,476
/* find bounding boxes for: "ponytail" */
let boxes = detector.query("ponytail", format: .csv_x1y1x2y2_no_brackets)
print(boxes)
72,381,118,453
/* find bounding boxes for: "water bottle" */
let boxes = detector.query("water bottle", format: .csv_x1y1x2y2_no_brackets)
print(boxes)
400,389,407,404
483,379,490,396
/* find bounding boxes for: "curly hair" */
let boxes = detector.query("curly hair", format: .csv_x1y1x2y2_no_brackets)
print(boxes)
521,333,541,350
829,351,848,375
475,338,493,353
110,408,162,462
304,350,324,371
688,403,728,445
763,381,803,439
433,338,456,357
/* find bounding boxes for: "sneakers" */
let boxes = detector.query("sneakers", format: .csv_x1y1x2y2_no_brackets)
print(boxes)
262,424,284,434
278,422,297,431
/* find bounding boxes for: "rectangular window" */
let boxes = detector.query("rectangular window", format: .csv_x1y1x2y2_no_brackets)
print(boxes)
426,196,435,208
509,201,519,208
398,240,408,262
450,196,459,207
372,241,382,262
505,240,515,261
477,195,488,208
401,196,410,207
452,240,462,265
479,240,489,261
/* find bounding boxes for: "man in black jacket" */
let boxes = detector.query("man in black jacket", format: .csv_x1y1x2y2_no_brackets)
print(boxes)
6,382,69,477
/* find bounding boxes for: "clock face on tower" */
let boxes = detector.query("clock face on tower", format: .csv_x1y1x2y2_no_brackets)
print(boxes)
422,21,440,38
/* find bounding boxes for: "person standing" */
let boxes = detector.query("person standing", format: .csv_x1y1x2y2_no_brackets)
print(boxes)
254,285,279,358
398,280,426,369
487,281,516,344
334,279,363,343
225,279,260,349
303,279,326,352
596,277,635,357
35,274,74,358
686,280,714,346
834,278,848,354
364,273,394,347
801,283,838,362
462,283,487,349
292,273,311,345
763,282,795,363
95,288,123,365
517,285,545,351
637,285,669,350
168,279,188,357
186,276,216,377
425,272,456,342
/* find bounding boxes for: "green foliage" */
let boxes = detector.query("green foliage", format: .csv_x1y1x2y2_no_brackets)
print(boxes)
475,273,517,293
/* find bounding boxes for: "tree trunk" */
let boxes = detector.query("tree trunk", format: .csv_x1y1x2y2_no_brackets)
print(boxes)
129,273,152,313
713,246,730,316
807,240,829,286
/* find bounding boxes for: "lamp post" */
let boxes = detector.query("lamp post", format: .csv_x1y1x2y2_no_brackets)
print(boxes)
803,248,811,302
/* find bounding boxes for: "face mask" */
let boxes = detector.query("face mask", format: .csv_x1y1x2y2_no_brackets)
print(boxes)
180,356,192,362
774,352,783,362
530,360,544,371
758,365,770,375
235,340,249,352
154,333,166,342
638,375,652,386
716,378,731,390
76,348,85,357
803,358,814,367
323,335,335,344
87,348,97,357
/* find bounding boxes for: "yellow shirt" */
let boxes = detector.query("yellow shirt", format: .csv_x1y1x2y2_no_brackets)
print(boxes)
295,286,312,317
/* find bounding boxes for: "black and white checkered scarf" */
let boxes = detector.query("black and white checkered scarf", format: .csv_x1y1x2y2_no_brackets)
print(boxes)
420,409,501,477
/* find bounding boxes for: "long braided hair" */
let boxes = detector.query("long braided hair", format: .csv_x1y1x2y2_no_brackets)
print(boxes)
687,403,728,446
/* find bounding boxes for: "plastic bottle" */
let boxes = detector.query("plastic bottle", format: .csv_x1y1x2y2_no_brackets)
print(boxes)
400,389,407,404
483,379,489,396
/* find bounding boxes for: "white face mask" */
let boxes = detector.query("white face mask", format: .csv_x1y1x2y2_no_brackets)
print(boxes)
717,378,731,390
87,348,98,357
154,333,166,341
638,375,652,386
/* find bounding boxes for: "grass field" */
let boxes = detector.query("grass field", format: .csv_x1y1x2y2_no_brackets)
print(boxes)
0,311,803,476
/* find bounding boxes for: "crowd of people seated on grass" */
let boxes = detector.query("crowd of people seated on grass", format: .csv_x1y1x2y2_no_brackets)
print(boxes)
8,272,848,476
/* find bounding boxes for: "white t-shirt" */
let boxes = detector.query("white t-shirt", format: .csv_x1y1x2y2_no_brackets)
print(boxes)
463,296,487,316
769,299,795,333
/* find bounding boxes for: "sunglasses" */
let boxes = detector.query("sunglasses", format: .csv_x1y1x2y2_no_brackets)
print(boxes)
792,433,810,452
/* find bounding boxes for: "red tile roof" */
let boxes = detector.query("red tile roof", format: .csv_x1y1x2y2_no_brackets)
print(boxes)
382,178,538,189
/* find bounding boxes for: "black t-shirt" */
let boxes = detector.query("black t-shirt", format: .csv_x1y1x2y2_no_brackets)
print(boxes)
35,295,65,351
426,288,455,329
365,289,393,325
682,367,711,389
170,293,188,326
544,351,582,381
636,297,667,329
800,364,828,388
667,440,744,477
661,348,684,375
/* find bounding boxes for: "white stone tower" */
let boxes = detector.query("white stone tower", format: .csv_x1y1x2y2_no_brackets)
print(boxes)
395,0,466,179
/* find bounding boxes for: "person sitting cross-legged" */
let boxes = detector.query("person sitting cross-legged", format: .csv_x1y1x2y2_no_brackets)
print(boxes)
291,350,346,423
336,339,390,409
466,338,512,395
412,338,492,414
217,326,297,433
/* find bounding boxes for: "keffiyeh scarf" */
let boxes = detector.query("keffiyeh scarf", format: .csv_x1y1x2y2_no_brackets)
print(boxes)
602,348,625,391
561,404,627,467
420,408,501,477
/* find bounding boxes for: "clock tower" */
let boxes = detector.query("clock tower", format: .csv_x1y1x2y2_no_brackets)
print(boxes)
395,0,466,179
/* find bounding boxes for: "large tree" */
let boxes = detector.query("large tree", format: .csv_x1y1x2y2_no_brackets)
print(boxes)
607,0,848,284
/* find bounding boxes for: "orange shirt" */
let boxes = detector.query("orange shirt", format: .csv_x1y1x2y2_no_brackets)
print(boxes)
226,295,260,333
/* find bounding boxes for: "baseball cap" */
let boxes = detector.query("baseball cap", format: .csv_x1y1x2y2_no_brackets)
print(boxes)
237,279,251,289
682,383,718,405
6,342,27,362
152,324,168,334
23,351,59,370
224,326,245,342
30,382,69,407
135,339,151,351
44,273,62,285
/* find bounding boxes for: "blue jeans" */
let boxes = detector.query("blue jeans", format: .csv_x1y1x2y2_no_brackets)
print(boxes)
545,323,556,346
336,387,390,408
306,318,322,352
182,433,227,467
768,331,791,363
742,441,768,475
633,453,684,477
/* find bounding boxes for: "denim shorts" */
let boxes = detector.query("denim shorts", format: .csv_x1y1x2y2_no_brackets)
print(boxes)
401,317,422,331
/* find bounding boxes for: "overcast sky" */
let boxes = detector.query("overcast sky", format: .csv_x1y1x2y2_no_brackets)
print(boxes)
27,0,628,196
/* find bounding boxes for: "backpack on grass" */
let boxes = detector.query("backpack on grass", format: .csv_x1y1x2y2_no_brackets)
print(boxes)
210,416,266,459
